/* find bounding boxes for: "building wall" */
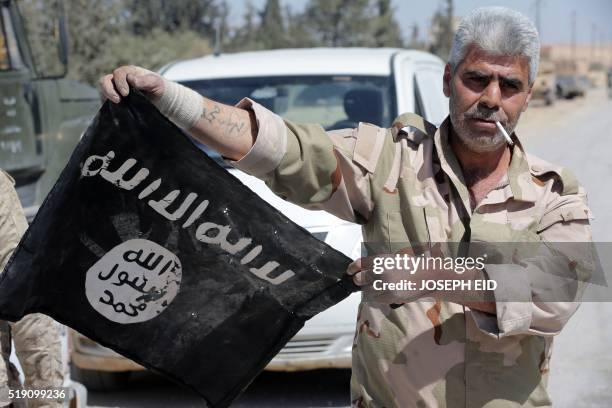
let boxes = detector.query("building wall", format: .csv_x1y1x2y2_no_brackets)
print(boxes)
542,43,612,74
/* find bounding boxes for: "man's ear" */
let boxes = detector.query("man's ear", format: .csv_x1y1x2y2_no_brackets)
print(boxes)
522,85,533,112
443,64,452,97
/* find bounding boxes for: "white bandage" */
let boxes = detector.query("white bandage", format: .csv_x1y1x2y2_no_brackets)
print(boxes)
152,79,204,130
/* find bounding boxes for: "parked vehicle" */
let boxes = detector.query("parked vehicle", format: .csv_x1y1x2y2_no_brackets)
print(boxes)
69,47,449,389
556,75,586,99
2,0,97,405
0,0,98,220
576,75,591,94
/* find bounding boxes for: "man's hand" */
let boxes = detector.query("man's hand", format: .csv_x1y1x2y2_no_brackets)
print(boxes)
99,65,164,104
346,253,433,304
97,65,256,160
346,246,496,313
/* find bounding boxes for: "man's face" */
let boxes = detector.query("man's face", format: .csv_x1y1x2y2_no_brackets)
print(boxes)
443,44,533,153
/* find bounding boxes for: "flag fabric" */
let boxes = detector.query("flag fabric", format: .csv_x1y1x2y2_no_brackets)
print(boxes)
0,91,357,407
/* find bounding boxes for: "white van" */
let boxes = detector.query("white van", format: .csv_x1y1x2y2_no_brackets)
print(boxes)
70,47,449,387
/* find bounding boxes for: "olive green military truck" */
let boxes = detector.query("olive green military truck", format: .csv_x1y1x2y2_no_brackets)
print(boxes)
0,0,98,220
1,0,97,405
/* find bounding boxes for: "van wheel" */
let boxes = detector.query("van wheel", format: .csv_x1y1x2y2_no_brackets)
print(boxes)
70,364,131,391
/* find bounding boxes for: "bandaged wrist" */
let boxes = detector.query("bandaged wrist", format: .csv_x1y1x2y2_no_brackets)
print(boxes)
152,79,204,130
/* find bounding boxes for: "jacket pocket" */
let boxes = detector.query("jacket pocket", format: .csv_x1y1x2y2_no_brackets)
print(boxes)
385,208,432,253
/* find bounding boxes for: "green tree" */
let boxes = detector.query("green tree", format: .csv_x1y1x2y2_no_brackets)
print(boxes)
126,0,223,38
300,0,403,48
62,0,126,84
302,0,376,47
104,29,212,74
429,0,454,60
402,23,425,50
58,0,213,85
372,0,403,47
226,1,261,51
284,5,316,48
255,0,289,49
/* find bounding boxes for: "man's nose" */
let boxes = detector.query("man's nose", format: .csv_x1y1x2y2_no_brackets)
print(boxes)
479,80,502,110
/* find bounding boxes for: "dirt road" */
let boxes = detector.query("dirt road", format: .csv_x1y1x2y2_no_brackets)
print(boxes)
519,89,612,408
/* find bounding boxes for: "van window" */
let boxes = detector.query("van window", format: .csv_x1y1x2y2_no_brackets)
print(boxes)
16,0,65,77
0,19,9,70
180,75,396,131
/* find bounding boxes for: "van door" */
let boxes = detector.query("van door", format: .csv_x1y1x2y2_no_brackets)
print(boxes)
391,52,417,115
0,4,45,206
413,62,449,127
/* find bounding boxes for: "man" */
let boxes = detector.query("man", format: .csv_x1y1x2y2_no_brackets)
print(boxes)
0,170,64,408
100,7,592,407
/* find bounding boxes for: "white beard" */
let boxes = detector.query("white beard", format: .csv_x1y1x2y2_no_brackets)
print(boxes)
448,88,520,153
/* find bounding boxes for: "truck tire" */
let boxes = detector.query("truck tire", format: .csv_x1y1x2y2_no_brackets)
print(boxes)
70,364,131,391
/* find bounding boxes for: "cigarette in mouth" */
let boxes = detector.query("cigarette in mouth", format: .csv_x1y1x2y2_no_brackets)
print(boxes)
495,121,514,146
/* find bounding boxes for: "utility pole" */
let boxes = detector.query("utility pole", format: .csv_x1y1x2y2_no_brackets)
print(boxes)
213,19,222,57
444,0,454,57
591,23,596,64
571,11,576,62
608,28,612,68
534,0,542,38
599,29,610,65
609,28,612,68
405,23,420,49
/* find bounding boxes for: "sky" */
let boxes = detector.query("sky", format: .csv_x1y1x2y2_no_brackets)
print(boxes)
226,0,612,45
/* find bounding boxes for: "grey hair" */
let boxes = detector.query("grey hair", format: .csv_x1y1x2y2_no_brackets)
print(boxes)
448,7,540,85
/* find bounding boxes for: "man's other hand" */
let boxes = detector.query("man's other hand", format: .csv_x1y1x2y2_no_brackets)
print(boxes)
99,65,165,104
346,253,432,304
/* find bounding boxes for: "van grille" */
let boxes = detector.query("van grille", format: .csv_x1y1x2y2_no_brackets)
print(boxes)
277,337,335,357
311,231,328,242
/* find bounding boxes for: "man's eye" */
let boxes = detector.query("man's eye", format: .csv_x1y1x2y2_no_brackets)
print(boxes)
470,76,487,84
503,81,521,91
466,76,488,87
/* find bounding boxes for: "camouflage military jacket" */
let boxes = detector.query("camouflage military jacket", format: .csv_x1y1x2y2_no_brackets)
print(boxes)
0,170,63,408
231,99,593,408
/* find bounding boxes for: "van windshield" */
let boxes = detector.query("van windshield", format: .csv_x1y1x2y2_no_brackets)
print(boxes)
179,75,395,167
180,75,396,130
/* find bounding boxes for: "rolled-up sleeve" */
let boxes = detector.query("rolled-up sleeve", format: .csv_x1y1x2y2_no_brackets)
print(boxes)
471,190,594,338
227,98,288,178
474,263,533,336
226,97,380,224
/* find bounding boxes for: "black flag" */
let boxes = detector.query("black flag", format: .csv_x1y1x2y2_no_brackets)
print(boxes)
0,91,357,407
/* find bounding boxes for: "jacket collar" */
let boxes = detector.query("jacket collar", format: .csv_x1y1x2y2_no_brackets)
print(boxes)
434,117,538,208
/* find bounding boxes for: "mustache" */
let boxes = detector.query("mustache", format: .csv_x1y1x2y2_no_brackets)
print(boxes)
463,105,507,124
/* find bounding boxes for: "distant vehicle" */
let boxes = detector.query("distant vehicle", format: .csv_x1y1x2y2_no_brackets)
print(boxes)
556,75,586,99
532,60,556,105
576,75,591,94
69,47,450,390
